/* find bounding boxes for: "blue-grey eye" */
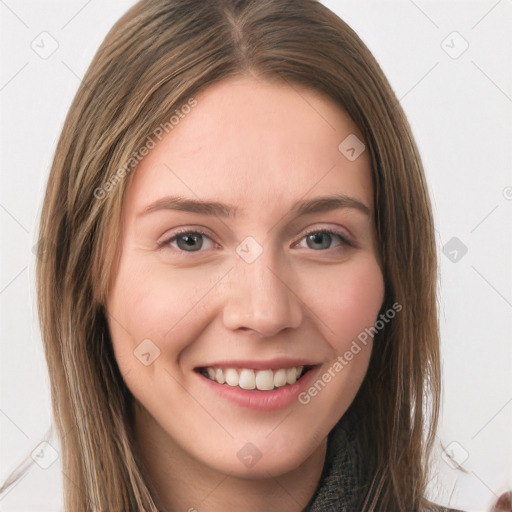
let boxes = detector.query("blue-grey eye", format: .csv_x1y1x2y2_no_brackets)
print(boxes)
169,231,214,252
297,230,347,251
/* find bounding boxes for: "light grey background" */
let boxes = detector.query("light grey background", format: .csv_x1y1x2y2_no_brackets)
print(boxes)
1,1,511,511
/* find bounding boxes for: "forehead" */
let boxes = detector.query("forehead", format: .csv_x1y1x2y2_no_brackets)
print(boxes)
123,77,373,217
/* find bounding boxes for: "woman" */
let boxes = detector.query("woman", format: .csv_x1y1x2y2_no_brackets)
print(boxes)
1,0,464,510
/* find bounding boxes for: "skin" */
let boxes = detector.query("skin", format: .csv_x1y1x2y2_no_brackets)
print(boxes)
106,76,385,512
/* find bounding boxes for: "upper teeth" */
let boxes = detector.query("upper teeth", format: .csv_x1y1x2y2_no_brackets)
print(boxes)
202,366,305,391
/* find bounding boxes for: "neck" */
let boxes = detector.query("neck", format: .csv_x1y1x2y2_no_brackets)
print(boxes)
133,404,327,512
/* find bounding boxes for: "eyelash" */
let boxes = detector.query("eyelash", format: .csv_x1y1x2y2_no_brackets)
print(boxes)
159,227,355,255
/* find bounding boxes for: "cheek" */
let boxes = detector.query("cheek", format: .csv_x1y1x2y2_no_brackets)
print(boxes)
106,255,216,371
294,256,384,421
302,255,385,354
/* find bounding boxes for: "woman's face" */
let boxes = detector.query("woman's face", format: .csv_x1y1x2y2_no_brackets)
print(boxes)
107,76,384,478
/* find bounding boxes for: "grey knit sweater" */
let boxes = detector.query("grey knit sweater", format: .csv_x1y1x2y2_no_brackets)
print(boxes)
303,409,463,512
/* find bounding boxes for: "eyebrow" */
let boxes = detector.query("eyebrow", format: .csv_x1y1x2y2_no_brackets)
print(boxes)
139,194,371,218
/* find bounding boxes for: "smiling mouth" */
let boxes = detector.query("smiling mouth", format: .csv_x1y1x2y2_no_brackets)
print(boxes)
195,365,313,391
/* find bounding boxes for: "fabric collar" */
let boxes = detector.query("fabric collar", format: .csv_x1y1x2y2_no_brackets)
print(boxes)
303,407,372,512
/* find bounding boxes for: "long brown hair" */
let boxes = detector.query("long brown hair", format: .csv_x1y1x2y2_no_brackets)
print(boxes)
1,0,440,510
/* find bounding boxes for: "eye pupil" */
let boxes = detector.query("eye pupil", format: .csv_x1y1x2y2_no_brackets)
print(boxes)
307,232,331,250
178,234,203,251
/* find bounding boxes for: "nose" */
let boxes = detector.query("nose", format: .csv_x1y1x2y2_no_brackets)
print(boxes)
222,243,303,337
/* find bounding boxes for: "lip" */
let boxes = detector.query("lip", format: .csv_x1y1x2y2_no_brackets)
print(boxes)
194,358,320,371
194,364,321,412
